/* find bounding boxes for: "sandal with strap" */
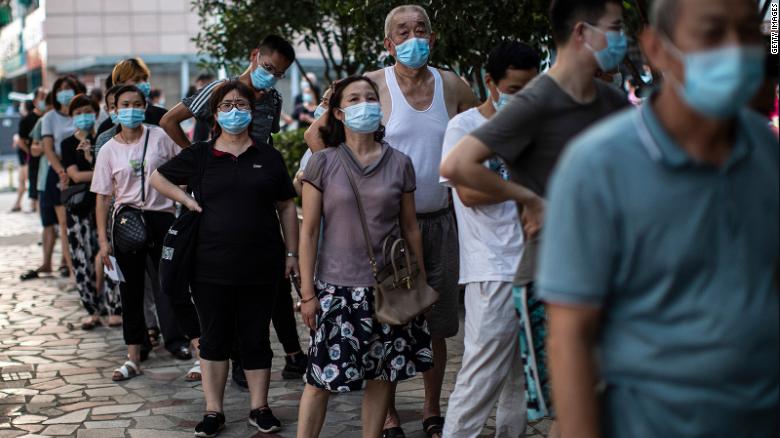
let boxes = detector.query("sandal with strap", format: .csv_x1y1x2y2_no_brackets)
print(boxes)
382,427,406,438
147,327,160,347
422,416,444,438
20,269,41,281
80,318,103,331
185,360,202,382
112,360,141,381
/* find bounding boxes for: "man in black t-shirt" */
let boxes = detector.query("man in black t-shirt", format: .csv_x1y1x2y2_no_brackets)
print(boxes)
18,89,47,208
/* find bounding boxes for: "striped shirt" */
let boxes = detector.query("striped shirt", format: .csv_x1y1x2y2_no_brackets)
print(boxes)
181,78,282,146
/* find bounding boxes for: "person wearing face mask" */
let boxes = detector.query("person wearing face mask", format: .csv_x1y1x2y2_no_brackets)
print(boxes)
60,94,122,330
292,85,319,129
296,76,432,438
438,41,539,438
162,34,310,386
41,76,87,281
533,0,778,437
18,88,47,214
295,87,332,196
441,0,628,432
91,85,201,383
359,7,477,437
151,80,300,437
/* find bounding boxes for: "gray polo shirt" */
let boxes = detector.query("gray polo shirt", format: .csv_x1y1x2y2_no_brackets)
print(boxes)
537,101,779,437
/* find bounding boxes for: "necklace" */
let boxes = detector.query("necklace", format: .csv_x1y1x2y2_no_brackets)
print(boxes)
119,127,142,144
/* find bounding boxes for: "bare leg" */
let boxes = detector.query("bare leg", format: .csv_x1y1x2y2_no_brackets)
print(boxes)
40,225,55,271
296,384,330,438
244,368,271,410
200,359,229,413
13,165,26,210
385,382,401,430
363,380,392,438
54,205,73,276
422,336,447,437
127,344,142,363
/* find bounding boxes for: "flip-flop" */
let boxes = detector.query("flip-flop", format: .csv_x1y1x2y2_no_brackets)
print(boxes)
20,270,40,281
58,266,70,278
107,317,123,327
382,427,406,438
80,318,103,331
422,416,444,438
185,360,202,382
112,360,141,381
147,327,160,346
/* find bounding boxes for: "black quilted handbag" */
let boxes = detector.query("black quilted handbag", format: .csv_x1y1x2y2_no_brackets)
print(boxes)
112,129,150,254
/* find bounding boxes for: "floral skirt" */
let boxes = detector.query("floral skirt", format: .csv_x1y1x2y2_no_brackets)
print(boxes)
304,280,433,392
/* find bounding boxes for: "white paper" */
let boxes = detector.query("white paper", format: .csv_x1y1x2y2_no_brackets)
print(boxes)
104,256,125,283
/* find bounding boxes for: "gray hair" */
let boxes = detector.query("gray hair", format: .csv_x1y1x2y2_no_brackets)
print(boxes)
384,4,432,38
650,0,681,39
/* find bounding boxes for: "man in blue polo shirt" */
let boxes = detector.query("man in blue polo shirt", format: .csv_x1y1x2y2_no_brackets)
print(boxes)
538,0,779,437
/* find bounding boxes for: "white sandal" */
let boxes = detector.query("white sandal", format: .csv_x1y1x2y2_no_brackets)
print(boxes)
185,360,201,382
112,360,141,381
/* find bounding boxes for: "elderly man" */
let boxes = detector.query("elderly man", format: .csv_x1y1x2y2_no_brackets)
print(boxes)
536,0,778,436
362,5,476,438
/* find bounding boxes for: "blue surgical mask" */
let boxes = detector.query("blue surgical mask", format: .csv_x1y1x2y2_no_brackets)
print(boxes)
313,104,326,120
664,40,764,119
303,93,314,104
109,111,118,124
117,108,145,128
491,91,511,111
74,113,96,130
340,102,382,133
395,38,430,69
136,81,151,98
217,108,252,134
36,100,47,111
585,24,627,71
251,65,277,90
56,89,75,107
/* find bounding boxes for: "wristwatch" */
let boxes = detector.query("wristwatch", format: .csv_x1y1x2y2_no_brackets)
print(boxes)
286,251,298,258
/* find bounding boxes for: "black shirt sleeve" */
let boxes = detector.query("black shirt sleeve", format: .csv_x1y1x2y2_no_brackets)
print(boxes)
18,113,39,141
144,105,168,126
269,148,296,202
60,136,78,169
96,117,114,136
157,142,201,186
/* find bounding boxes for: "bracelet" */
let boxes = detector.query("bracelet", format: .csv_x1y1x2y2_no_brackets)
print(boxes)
286,251,298,258
300,295,316,304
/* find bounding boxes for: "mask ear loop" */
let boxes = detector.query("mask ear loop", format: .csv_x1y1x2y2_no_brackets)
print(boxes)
656,33,688,96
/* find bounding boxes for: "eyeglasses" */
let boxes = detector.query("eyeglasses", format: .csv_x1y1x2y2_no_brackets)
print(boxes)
217,100,251,112
255,54,286,79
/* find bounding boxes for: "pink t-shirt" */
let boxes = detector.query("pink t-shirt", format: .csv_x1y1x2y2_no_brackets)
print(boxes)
91,125,180,213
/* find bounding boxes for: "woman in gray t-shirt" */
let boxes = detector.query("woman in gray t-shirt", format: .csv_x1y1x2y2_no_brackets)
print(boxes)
298,77,433,437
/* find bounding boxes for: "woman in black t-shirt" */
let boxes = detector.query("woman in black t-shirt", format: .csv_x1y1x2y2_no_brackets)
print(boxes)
151,80,300,436
61,95,122,330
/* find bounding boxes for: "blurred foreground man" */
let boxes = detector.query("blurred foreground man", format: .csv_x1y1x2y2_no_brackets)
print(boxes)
537,0,779,437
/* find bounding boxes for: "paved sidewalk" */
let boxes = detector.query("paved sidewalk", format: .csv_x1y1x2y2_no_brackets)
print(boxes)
0,193,551,438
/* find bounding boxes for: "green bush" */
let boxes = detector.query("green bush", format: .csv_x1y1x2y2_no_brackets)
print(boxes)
272,128,309,179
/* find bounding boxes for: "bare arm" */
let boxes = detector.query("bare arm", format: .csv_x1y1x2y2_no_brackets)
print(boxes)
399,192,426,278
149,170,201,211
547,303,602,438
276,198,300,279
160,103,195,149
30,139,43,157
299,182,323,329
65,165,93,184
43,136,65,175
440,135,544,235
95,194,113,269
303,113,328,152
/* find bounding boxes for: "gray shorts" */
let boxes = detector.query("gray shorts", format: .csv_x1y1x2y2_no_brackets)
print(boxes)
418,208,459,338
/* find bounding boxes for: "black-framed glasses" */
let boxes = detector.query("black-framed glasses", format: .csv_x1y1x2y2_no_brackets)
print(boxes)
217,100,251,112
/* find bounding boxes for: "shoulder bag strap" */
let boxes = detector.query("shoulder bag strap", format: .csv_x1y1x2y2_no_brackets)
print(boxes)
336,148,378,275
140,127,150,204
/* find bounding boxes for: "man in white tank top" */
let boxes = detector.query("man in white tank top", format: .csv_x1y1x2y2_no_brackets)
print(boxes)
364,5,477,438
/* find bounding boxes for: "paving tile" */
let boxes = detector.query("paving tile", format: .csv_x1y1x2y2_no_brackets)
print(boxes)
84,387,126,397
76,428,126,438
42,409,90,424
39,424,79,435
91,403,143,415
10,416,47,426
83,420,131,429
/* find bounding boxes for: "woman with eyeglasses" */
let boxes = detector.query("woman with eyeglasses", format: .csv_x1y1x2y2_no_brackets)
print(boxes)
91,85,201,382
151,80,300,437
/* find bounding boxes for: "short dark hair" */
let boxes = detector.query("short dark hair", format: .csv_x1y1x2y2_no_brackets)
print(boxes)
196,73,215,83
319,76,385,148
68,93,100,116
104,85,123,107
208,80,256,139
549,0,622,44
51,76,86,111
258,34,296,63
150,89,161,100
113,85,147,107
104,75,113,90
486,41,540,82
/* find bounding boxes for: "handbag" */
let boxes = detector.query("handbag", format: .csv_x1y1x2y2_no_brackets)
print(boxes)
60,183,95,216
112,129,150,254
337,148,439,325
159,143,210,298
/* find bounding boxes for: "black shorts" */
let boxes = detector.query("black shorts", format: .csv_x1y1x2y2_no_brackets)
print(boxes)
28,156,39,199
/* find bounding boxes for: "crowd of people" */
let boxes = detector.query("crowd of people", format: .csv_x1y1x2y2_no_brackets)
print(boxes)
9,0,779,437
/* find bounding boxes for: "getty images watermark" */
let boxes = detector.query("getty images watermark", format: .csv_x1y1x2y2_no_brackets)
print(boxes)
771,1,779,55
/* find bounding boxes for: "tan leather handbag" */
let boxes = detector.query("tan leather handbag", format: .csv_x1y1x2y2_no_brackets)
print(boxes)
338,148,439,325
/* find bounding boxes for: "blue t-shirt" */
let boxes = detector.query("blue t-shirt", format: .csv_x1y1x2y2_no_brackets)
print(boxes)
537,102,779,437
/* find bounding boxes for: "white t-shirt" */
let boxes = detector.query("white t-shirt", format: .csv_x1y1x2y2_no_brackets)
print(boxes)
41,110,75,156
439,107,523,284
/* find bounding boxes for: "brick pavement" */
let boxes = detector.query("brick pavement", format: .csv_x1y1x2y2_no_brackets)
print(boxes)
0,193,551,438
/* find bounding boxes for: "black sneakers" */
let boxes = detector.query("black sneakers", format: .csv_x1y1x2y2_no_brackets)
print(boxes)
248,407,281,433
282,352,308,380
194,412,225,437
